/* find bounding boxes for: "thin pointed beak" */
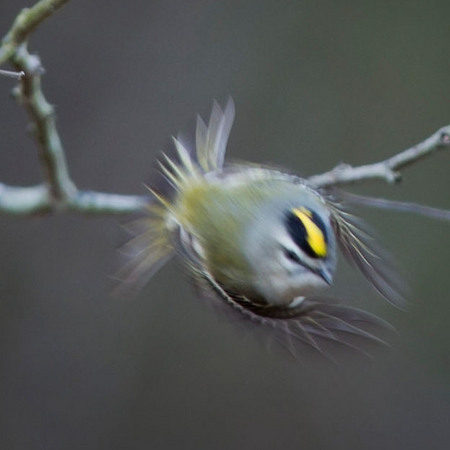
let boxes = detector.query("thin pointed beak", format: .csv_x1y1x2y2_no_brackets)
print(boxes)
317,267,333,286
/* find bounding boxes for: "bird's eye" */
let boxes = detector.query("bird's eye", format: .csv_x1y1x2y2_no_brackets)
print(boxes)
282,247,302,264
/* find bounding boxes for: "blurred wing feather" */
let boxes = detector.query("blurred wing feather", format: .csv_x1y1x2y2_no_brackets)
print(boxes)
328,201,409,310
196,265,393,359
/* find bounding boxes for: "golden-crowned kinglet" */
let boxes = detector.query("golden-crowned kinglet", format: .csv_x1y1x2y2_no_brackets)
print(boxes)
120,99,407,355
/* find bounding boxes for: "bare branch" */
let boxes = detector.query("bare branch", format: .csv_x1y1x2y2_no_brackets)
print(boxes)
0,1,448,218
334,190,450,222
68,191,150,216
0,69,24,79
0,1,147,217
0,0,69,65
0,182,149,216
1,0,77,210
0,0,152,217
12,44,76,204
308,126,450,188
0,183,49,215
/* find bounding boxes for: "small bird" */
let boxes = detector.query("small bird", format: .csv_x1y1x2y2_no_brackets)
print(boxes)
119,99,407,356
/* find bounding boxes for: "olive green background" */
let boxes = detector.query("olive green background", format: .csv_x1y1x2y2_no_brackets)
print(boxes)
0,1,449,449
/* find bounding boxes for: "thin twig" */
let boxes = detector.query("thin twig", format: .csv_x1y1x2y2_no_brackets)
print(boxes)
12,44,76,204
334,190,450,221
0,0,449,217
308,126,450,188
0,182,149,216
0,0,70,66
0,0,150,217
0,69,24,79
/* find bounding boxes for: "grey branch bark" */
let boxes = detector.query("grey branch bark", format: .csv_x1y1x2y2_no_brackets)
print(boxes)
0,183,149,216
0,0,449,217
308,126,450,188
1,0,149,216
12,44,76,204
0,0,70,66
0,69,24,79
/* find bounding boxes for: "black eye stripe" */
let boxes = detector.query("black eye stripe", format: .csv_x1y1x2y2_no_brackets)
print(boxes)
285,214,311,257
282,247,302,264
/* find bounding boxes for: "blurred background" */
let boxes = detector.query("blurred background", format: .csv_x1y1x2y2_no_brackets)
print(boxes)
0,1,449,449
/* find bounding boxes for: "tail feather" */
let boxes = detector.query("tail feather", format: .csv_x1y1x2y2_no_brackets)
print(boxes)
115,203,174,292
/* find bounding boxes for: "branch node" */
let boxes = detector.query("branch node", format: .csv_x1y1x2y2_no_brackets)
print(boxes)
391,171,402,184
10,84,23,101
335,162,352,170
439,132,450,146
